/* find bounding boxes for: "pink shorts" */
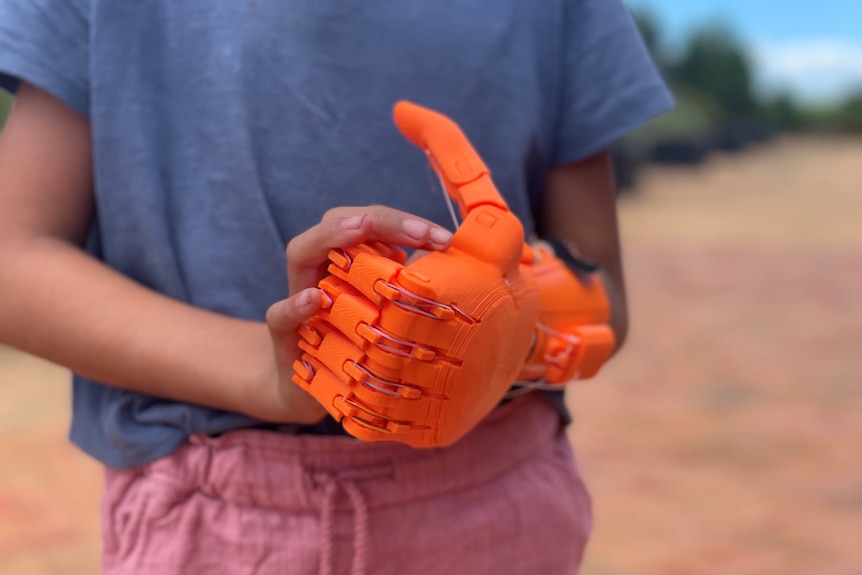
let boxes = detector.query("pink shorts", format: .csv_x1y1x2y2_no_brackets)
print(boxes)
102,394,592,575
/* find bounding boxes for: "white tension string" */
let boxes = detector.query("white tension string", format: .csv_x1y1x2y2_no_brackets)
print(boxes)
425,150,461,231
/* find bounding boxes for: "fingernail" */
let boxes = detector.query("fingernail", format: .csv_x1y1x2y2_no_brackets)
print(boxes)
342,215,365,230
299,288,316,308
429,227,453,245
402,219,429,240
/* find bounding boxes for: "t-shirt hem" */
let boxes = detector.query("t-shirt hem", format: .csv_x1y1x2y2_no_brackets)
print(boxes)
69,427,188,470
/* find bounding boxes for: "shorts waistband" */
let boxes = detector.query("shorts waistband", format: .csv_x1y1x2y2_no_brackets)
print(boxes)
118,394,564,512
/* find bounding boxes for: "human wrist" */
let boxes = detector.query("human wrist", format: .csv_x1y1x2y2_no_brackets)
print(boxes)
240,321,327,424
535,237,601,275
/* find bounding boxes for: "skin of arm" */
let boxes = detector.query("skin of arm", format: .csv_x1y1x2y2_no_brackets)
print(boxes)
536,150,629,353
0,83,453,423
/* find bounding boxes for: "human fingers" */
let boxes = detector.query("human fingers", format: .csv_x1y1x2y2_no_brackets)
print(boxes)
263,287,328,424
266,287,323,363
287,206,453,294
321,205,453,250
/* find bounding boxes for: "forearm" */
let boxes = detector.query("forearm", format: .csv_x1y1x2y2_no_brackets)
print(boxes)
597,266,628,353
538,150,628,351
0,236,275,417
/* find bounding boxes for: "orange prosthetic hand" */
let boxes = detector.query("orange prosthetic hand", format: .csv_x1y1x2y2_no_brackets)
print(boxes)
516,242,616,386
293,101,541,448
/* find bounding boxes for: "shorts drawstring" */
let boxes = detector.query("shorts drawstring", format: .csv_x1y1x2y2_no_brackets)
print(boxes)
102,396,579,575
312,465,393,575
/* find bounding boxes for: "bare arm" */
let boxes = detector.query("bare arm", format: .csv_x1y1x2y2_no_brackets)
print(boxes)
0,83,454,422
0,83,302,420
537,150,628,351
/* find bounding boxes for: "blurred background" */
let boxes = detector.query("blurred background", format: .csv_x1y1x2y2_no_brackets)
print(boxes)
1,1,860,574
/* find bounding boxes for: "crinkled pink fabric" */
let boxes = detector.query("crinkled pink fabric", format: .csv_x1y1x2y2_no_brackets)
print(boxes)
102,395,592,575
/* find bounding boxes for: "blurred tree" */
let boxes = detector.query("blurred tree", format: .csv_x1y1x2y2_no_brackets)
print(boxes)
836,93,862,132
615,11,726,181
0,88,12,130
632,9,668,73
618,9,857,191
669,25,757,118
761,92,805,132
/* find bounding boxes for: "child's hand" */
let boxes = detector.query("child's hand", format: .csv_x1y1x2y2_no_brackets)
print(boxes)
258,206,454,424
284,206,454,296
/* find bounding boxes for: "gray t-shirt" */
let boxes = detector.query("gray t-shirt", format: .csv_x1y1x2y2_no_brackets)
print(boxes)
0,0,672,468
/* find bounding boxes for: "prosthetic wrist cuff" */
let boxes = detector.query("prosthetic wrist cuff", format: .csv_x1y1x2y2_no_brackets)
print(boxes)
520,239,616,383
543,238,601,276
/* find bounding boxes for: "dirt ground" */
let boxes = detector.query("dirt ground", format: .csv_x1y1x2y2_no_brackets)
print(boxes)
1,136,860,574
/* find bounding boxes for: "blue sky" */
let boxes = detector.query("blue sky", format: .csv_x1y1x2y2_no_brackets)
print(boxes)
627,0,862,104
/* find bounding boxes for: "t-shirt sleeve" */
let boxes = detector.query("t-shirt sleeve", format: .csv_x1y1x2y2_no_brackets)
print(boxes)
0,0,90,117
553,0,674,164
